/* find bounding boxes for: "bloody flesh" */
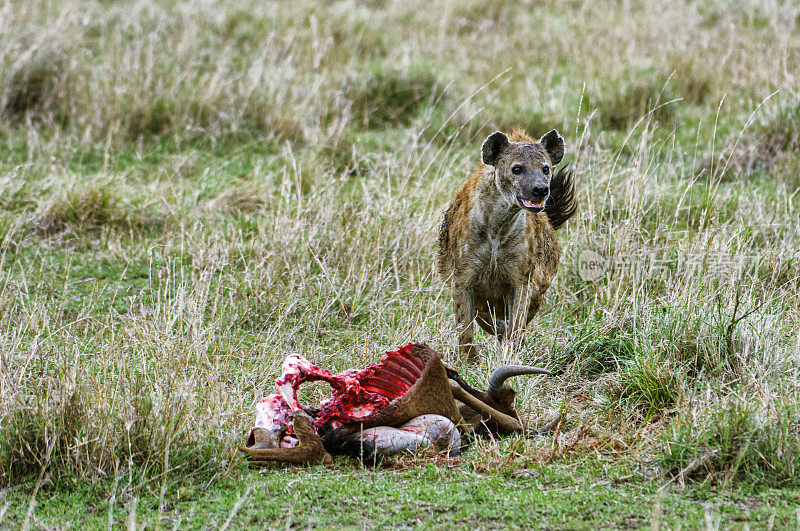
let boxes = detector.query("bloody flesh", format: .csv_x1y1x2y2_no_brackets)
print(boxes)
258,343,425,436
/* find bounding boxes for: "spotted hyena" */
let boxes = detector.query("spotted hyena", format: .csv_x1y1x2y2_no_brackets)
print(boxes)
437,129,577,359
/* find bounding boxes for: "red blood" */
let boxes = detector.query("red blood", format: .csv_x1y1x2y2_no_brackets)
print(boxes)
254,393,297,441
270,343,423,434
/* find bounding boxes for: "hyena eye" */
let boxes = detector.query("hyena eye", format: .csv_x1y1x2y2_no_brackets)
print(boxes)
542,165,550,175
511,165,524,175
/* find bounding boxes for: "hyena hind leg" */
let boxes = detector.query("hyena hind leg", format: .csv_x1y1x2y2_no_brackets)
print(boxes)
453,288,479,361
508,284,535,348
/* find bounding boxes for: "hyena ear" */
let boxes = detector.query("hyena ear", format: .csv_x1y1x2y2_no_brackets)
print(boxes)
540,129,564,165
481,131,510,167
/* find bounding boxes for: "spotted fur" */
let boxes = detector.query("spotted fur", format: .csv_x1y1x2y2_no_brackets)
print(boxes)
437,129,577,360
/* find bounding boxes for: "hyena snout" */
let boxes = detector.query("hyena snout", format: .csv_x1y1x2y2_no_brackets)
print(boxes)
528,183,549,199
517,178,550,211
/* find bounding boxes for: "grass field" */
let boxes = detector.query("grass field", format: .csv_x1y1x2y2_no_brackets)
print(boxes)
1,0,799,528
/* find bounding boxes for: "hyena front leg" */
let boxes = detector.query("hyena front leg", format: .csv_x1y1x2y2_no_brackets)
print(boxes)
453,286,478,360
508,283,534,348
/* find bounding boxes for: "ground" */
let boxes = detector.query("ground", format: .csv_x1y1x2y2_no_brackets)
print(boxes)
1,0,799,528
4,462,800,528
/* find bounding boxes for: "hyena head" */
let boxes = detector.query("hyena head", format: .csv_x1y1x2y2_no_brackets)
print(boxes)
481,129,564,213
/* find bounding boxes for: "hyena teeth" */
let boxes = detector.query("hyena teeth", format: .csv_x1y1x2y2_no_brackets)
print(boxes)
523,199,542,208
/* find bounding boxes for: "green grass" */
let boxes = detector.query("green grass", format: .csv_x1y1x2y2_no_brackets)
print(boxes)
3,461,800,529
1,0,800,526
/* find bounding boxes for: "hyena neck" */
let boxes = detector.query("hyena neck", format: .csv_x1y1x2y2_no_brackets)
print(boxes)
473,170,525,235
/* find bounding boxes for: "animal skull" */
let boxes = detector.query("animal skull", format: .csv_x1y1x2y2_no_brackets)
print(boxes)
243,343,557,466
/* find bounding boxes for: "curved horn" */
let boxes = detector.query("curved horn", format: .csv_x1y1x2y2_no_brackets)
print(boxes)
526,413,562,437
488,365,551,395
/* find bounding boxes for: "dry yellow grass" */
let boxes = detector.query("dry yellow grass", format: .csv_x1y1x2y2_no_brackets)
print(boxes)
0,0,799,514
